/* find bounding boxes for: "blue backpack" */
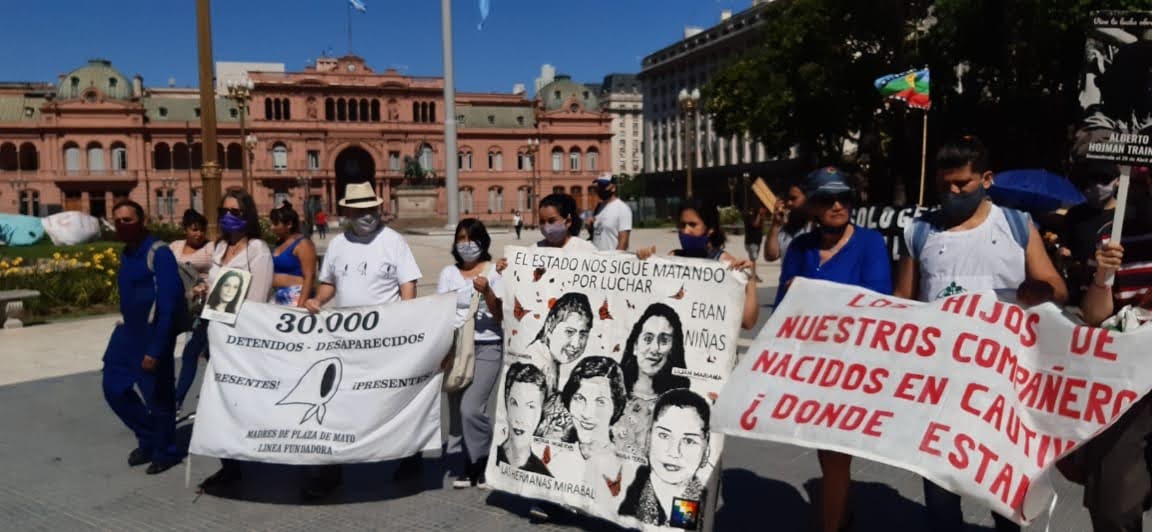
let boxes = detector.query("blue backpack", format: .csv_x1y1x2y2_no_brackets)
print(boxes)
908,207,1031,260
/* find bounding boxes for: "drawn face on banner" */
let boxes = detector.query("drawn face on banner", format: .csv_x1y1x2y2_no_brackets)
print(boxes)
649,393,710,488
508,381,545,448
543,304,592,364
635,316,674,377
569,376,614,444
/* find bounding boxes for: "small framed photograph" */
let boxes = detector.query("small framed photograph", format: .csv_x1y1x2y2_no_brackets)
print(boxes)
201,268,252,325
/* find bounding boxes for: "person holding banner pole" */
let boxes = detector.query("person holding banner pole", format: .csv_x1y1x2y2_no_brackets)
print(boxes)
894,137,1066,532
195,189,275,494
437,218,504,489
301,182,423,500
763,179,810,264
774,167,892,532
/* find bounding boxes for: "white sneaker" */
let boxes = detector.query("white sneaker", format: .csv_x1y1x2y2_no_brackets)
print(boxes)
452,475,472,489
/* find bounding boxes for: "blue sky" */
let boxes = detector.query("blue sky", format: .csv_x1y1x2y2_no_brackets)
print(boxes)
0,0,752,94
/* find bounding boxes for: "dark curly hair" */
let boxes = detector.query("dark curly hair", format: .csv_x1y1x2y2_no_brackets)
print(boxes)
621,303,689,395
560,356,628,426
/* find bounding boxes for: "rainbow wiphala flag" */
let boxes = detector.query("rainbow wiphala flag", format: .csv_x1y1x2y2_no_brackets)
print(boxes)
874,68,931,110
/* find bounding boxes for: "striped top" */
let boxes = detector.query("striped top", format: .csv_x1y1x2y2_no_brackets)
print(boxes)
1086,220,1152,307
169,239,215,281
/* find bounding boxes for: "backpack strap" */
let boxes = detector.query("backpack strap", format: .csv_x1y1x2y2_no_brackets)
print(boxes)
909,217,932,261
145,240,168,324
1001,207,1031,249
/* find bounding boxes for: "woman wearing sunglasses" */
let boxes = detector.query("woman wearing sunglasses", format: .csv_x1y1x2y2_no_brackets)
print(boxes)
774,167,892,532
195,189,274,495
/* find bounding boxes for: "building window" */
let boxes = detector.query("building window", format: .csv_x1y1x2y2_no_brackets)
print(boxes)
348,99,358,121
272,142,288,170
488,150,502,171
265,98,273,120
371,99,381,121
194,107,201,118
429,102,437,122
87,142,105,172
586,148,598,171
283,98,292,120
487,115,495,125
553,90,561,100
389,151,400,171
488,187,504,213
111,143,128,171
159,107,169,117
569,149,581,171
419,144,433,171
337,99,347,121
325,98,335,121
459,187,474,214
458,150,472,171
456,114,465,125
307,150,320,170
551,147,563,172
516,116,525,126
230,108,239,118
518,187,529,212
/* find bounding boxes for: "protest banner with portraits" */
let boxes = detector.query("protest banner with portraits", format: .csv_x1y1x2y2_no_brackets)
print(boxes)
485,246,747,531
715,278,1152,525
189,294,456,464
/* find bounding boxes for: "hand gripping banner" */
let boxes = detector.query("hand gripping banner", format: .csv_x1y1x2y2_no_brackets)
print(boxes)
190,294,456,464
714,278,1152,524
486,246,747,531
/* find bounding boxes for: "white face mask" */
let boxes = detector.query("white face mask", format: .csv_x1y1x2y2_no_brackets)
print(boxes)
455,241,482,263
1082,181,1117,209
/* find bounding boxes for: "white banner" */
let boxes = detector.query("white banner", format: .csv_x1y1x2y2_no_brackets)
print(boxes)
189,295,456,464
486,246,746,531
714,278,1152,524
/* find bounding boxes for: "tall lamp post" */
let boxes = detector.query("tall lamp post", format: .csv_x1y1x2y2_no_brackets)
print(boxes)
525,137,540,226
195,0,222,238
244,133,258,193
225,77,254,194
9,176,29,215
678,88,700,200
742,171,750,211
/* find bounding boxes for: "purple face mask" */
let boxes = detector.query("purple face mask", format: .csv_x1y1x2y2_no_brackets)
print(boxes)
220,212,247,234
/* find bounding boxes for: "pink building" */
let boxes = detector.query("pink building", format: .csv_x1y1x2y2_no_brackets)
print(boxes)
0,57,612,223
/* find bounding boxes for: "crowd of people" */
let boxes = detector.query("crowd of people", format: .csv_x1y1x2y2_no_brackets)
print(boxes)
98,136,1151,530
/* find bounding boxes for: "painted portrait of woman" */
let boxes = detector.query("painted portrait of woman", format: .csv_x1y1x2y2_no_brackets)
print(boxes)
558,356,629,503
206,270,246,314
495,363,552,477
612,303,689,456
525,292,594,393
618,389,711,527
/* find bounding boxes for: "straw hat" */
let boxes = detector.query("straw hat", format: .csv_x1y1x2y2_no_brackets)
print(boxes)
338,182,383,208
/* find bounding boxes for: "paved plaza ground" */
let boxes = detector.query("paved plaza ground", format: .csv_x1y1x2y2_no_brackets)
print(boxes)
0,227,1139,530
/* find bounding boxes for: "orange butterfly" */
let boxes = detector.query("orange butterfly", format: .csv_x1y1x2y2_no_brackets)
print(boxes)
599,299,613,320
670,285,686,300
604,467,623,496
513,298,528,320
613,344,621,353
541,445,552,465
547,297,557,309
533,267,546,282
707,392,718,403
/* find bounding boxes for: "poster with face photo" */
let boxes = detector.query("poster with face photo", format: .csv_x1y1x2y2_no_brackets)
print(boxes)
486,246,746,531
201,267,252,325
1078,11,1152,164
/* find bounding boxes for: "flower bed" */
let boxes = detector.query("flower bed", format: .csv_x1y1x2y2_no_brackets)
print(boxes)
0,247,121,317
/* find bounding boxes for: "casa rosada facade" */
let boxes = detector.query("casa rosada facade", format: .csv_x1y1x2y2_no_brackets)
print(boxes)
0,56,612,223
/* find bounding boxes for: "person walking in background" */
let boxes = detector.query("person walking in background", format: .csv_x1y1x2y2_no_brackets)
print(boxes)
589,175,633,251
764,177,810,263
195,189,275,495
774,167,892,532
895,136,1066,532
315,210,328,240
437,218,504,490
269,205,318,308
743,207,765,281
302,182,422,501
512,209,523,240
171,209,215,415
102,200,185,475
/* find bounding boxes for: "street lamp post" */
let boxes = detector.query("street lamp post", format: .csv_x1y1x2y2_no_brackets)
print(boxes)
195,0,222,238
244,133,258,193
9,176,29,215
226,77,255,194
742,171,750,211
525,137,540,226
678,88,700,200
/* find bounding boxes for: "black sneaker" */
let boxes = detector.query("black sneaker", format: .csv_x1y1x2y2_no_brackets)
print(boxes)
127,448,151,467
197,466,242,494
146,461,179,475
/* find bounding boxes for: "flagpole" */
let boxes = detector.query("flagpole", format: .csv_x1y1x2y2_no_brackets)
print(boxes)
919,110,928,205
442,0,459,227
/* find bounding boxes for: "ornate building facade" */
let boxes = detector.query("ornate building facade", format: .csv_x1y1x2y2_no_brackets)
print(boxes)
0,56,612,222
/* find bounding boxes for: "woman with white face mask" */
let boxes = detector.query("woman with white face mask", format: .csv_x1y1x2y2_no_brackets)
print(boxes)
436,218,504,490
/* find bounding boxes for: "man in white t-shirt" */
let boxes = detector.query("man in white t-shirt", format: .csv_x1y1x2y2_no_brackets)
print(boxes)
302,182,423,500
588,175,632,251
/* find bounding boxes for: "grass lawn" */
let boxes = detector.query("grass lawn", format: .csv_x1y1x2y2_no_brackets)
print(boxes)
0,240,123,261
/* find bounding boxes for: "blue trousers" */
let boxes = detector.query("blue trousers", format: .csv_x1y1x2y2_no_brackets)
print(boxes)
103,327,182,465
175,320,208,408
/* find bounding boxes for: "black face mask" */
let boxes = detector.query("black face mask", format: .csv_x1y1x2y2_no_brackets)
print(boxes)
597,188,613,200
939,186,986,226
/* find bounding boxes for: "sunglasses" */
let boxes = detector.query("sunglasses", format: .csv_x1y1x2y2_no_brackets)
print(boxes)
811,192,854,207
218,207,244,217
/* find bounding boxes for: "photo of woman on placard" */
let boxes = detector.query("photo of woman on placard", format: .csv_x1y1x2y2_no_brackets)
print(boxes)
201,269,250,324
612,303,690,456
496,363,552,477
619,389,711,528
525,292,594,393
559,356,628,503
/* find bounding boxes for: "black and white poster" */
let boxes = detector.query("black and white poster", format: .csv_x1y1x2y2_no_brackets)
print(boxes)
1079,11,1152,165
201,267,252,325
487,246,747,531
